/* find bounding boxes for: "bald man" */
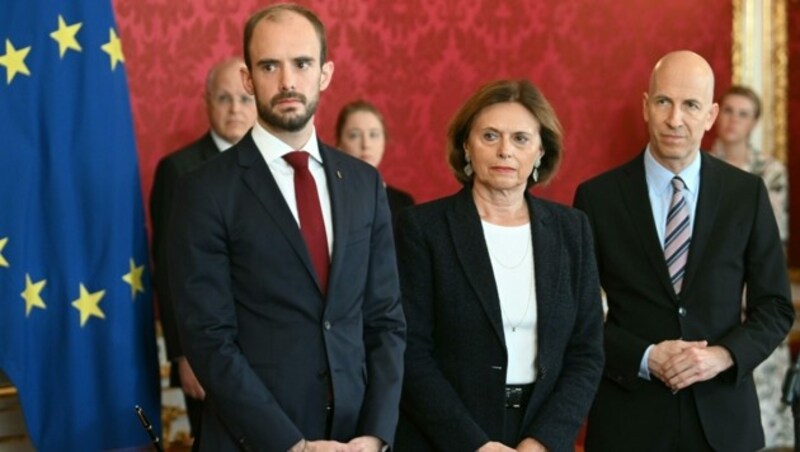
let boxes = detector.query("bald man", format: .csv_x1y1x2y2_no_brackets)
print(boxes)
150,57,257,439
574,51,793,451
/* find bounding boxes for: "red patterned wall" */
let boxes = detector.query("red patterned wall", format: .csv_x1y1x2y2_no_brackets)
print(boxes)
114,0,732,215
789,1,800,266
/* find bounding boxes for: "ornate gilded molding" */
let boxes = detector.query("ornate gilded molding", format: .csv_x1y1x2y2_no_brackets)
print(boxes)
731,0,788,164
731,0,747,85
772,0,788,163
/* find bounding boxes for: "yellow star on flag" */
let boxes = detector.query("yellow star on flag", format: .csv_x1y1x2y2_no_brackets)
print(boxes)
21,274,47,317
71,283,106,327
122,258,145,300
0,39,31,85
0,237,9,267
50,15,82,58
100,28,124,71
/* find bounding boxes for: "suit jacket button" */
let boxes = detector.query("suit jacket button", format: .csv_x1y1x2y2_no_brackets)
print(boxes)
323,320,332,330
678,307,687,317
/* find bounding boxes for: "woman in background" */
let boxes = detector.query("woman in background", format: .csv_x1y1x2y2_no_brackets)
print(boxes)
394,79,604,451
336,100,414,222
713,85,792,449
713,85,788,243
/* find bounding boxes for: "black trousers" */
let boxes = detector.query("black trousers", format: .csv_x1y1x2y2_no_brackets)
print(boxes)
675,389,714,451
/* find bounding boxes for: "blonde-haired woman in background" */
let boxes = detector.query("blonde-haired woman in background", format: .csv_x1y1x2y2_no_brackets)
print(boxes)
713,85,792,449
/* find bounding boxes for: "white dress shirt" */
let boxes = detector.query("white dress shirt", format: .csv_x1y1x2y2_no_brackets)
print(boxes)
250,122,333,256
209,129,234,152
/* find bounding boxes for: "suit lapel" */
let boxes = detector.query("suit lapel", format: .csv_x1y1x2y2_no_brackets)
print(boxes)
619,155,677,299
447,188,506,346
321,144,349,303
237,135,320,289
199,133,220,161
680,152,721,296
529,196,559,365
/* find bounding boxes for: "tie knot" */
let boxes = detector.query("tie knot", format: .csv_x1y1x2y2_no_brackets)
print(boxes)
671,176,686,192
283,150,310,170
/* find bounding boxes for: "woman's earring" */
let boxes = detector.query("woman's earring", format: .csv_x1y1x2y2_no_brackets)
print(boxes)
532,150,544,182
464,154,473,177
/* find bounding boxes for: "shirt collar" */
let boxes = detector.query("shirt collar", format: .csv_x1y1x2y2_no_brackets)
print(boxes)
209,129,234,152
644,145,701,196
250,121,322,165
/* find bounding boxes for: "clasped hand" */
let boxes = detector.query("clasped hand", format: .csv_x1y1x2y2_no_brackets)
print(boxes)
290,435,382,452
477,437,547,452
648,339,734,391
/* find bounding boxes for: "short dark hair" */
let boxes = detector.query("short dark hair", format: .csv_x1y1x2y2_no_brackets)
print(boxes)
243,3,327,70
721,85,762,119
447,79,563,187
335,100,387,145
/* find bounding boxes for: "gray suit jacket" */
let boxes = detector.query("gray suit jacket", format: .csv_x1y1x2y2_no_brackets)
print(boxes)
150,132,220,362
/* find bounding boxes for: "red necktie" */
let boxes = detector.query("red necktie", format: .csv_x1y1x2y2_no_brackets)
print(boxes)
283,151,329,293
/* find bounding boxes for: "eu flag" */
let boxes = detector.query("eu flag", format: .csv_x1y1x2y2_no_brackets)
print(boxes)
0,1,161,450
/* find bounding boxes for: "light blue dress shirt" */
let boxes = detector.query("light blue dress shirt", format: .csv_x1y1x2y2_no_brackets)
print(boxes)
638,146,701,380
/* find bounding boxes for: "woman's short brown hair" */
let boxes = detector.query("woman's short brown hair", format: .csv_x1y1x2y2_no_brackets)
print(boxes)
335,100,387,145
447,79,563,187
243,3,327,70
721,85,761,119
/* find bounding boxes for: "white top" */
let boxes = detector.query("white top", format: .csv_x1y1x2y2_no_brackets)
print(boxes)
482,220,537,384
251,122,333,255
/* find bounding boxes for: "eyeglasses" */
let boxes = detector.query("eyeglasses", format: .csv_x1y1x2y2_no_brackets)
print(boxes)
210,93,254,107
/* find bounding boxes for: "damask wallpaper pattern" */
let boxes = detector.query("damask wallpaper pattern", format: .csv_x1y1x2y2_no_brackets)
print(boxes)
112,0,735,444
115,0,732,210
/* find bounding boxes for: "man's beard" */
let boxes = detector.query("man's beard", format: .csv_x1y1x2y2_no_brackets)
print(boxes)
258,91,319,133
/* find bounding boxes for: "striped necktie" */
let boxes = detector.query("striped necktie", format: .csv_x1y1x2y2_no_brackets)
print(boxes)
664,177,691,294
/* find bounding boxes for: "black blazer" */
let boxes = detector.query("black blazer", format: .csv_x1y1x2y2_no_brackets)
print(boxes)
386,184,414,225
168,133,406,451
574,151,794,452
150,132,220,363
395,187,604,452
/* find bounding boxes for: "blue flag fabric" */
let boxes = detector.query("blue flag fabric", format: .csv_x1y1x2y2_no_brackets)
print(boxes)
0,1,161,450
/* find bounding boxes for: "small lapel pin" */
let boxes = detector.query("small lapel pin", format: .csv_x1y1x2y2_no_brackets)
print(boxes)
336,170,343,179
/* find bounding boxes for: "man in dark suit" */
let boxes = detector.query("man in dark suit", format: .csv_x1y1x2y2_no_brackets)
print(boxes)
574,50,794,451
150,56,256,438
168,4,405,451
